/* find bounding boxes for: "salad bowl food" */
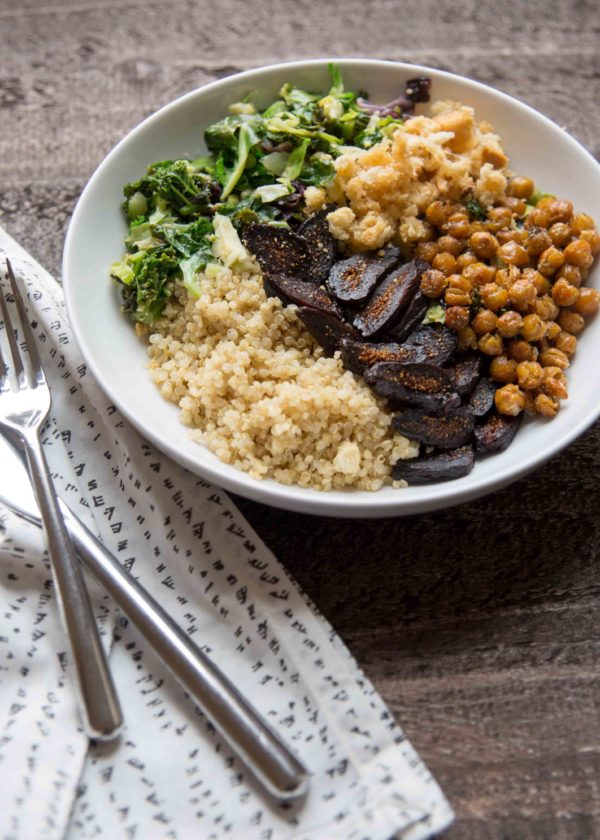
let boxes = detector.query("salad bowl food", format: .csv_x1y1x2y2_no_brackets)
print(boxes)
63,59,600,517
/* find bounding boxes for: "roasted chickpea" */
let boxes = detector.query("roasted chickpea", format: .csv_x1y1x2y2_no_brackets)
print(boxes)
547,199,573,224
556,263,582,287
478,332,504,356
539,347,570,369
480,282,508,311
495,265,520,290
497,241,529,266
507,175,534,200
472,308,498,335
535,393,560,417
416,241,439,262
573,287,600,316
545,321,561,341
571,212,596,234
522,268,550,295
426,200,452,227
516,360,543,390
534,295,560,321
462,261,496,287
457,325,478,351
455,251,478,271
557,309,585,334
537,246,565,277
445,305,471,332
548,222,573,248
489,355,518,383
541,366,569,399
521,313,547,342
436,235,464,256
504,196,528,217
551,278,580,307
420,269,448,298
579,229,600,256
496,227,526,246
563,239,593,269
554,330,577,356
495,383,525,415
444,212,471,239
526,206,552,228
526,226,552,257
496,310,524,338
469,230,499,260
445,275,472,306
432,251,457,276
507,339,537,362
508,277,537,311
486,206,513,232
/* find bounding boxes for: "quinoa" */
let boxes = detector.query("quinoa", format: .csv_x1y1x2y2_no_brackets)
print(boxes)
147,267,417,491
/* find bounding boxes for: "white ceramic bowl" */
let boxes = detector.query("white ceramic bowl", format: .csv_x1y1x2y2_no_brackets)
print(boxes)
63,59,600,518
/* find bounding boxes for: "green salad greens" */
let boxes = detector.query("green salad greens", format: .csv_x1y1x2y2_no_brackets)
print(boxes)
111,64,425,324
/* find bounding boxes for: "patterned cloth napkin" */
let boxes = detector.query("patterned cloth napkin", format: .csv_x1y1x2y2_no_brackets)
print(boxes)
0,228,453,840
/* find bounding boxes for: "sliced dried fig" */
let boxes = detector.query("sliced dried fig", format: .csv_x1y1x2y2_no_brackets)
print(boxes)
297,210,337,283
468,378,496,419
392,407,475,449
296,307,360,356
387,289,429,342
392,445,475,483
446,354,483,396
474,410,521,453
400,324,458,367
354,258,429,338
364,362,460,413
265,274,343,317
340,338,424,375
242,224,307,277
327,246,402,306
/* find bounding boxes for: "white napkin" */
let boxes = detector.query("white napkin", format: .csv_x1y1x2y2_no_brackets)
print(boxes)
0,228,453,840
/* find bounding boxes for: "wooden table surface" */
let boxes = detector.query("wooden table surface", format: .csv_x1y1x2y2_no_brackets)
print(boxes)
3,0,600,836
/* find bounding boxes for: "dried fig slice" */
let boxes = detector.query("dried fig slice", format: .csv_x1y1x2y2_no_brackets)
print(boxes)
242,224,307,277
446,354,483,396
354,258,429,338
327,246,402,306
468,378,496,419
392,407,475,448
387,290,429,342
340,338,424,375
296,306,360,356
364,362,460,413
265,274,343,317
400,324,458,366
297,210,337,283
392,445,475,483
474,410,521,453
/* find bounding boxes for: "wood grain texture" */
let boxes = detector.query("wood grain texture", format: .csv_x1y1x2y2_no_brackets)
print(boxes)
2,0,600,835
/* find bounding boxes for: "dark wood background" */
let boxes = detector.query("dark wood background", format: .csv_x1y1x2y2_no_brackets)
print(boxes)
3,1,600,836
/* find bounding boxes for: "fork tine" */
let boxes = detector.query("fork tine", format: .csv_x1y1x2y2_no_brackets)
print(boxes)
6,260,45,388
0,261,25,386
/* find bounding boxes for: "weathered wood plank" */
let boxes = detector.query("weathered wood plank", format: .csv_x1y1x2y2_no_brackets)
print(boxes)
2,0,600,835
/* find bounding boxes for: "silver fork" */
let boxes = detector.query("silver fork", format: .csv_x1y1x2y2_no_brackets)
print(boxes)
0,259,123,741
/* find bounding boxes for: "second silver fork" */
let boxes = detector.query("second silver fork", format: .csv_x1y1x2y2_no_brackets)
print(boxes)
0,259,123,740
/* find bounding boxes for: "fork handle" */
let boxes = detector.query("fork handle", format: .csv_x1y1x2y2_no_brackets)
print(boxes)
59,502,310,800
21,431,123,741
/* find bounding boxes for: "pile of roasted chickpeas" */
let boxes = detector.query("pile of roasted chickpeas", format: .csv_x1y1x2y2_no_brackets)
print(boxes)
415,177,600,418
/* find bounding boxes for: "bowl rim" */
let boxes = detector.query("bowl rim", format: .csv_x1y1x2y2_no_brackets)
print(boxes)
63,57,600,518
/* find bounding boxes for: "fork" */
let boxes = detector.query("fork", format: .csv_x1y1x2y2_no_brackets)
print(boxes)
0,259,123,741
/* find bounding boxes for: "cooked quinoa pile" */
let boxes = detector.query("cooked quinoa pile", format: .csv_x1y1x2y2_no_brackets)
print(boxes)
147,268,417,490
